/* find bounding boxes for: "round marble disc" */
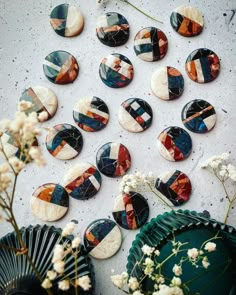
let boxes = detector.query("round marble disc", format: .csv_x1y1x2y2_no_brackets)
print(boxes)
155,170,191,206
99,53,134,88
84,219,122,259
31,183,69,221
96,142,131,177
63,162,102,200
73,96,109,132
43,50,79,84
19,86,58,122
96,12,129,47
46,124,83,160
50,4,84,37
134,27,168,62
112,192,149,230
185,48,220,83
157,126,192,161
118,98,153,132
181,99,216,133
151,66,184,100
170,5,204,37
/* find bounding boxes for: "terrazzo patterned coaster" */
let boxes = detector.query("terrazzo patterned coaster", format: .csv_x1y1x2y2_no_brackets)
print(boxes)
99,53,134,88
155,170,191,206
118,98,153,132
157,126,192,162
185,48,220,83
96,12,129,47
73,96,109,132
151,66,184,100
46,124,83,160
181,99,216,133
50,4,84,37
64,162,102,200
134,27,168,62
43,50,79,84
112,192,149,230
170,5,204,37
96,142,131,177
84,219,122,259
31,183,69,221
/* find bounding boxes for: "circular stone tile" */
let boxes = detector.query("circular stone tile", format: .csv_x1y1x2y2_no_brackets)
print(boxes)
63,162,102,200
118,98,153,132
96,12,129,47
112,192,149,230
181,99,216,133
185,48,220,83
151,66,184,100
50,4,84,37
134,27,168,62
46,124,83,160
31,183,69,221
155,170,191,206
84,219,122,259
96,142,131,177
19,86,58,122
157,126,192,161
170,5,204,37
99,53,134,88
43,50,79,84
73,96,109,132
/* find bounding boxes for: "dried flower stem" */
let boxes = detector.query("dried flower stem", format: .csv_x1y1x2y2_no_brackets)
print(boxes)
147,183,174,211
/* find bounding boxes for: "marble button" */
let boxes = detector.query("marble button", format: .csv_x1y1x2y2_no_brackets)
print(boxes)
170,5,204,37
46,124,83,160
157,126,192,161
96,142,131,177
134,27,168,62
112,192,149,230
31,183,69,221
185,48,220,83
118,98,153,132
181,99,216,133
155,170,191,206
151,66,184,100
63,162,102,200
73,96,109,132
96,12,129,47
50,4,84,37
43,50,79,84
84,219,122,259
99,53,134,88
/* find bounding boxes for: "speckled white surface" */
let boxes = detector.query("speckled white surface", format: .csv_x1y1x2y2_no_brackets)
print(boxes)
0,1,236,294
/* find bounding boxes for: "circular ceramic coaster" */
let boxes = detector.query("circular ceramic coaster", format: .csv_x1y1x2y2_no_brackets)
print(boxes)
50,4,84,37
134,27,168,62
118,98,153,132
151,66,184,100
181,99,216,133
96,142,131,177
96,12,129,47
170,5,204,37
84,219,122,259
43,50,79,84
63,162,102,200
112,192,149,230
157,126,192,161
185,48,220,83
99,53,134,88
31,183,69,221
73,96,109,132
46,124,83,160
155,170,191,206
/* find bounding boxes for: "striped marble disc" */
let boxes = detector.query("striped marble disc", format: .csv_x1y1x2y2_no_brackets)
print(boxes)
31,183,69,221
84,219,122,259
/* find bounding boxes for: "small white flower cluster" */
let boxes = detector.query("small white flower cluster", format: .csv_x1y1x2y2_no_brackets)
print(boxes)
0,162,11,193
187,242,216,269
153,283,183,295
